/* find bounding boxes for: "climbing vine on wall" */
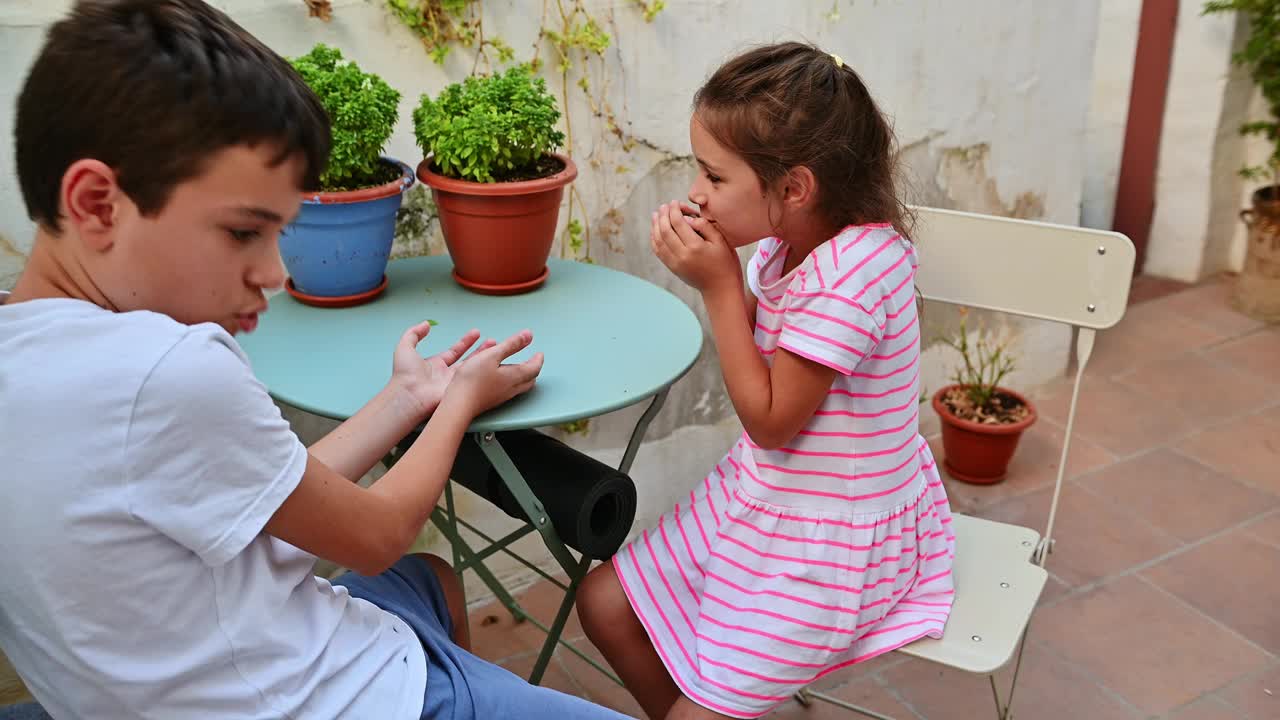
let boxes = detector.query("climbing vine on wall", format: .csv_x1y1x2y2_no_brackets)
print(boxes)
308,0,664,263
385,0,516,69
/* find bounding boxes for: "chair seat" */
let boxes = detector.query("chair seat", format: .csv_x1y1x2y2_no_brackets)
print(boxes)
898,514,1048,674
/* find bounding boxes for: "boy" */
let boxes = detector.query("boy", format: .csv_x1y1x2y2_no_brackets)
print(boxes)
0,1,633,718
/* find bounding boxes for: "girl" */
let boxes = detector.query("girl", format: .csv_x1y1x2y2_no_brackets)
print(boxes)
577,42,955,719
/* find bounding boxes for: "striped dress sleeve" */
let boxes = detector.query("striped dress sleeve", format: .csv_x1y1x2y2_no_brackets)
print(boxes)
776,239,889,375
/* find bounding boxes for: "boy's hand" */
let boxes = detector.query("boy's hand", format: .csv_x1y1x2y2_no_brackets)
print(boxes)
390,321,487,421
651,201,740,297
445,330,544,417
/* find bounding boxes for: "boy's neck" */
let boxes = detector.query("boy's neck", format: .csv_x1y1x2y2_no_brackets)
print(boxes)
7,229,116,311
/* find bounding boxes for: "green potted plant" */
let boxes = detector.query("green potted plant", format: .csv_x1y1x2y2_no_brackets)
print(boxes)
1203,1,1280,322
413,64,577,295
281,43,414,306
931,309,1037,484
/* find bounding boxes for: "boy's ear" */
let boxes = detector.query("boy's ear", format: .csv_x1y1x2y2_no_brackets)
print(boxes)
781,166,820,211
61,159,123,250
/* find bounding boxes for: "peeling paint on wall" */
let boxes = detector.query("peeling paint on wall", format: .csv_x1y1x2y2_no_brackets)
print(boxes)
937,144,1046,220
894,140,1067,417
390,184,445,260
899,140,1046,221
0,233,22,258
0,233,27,291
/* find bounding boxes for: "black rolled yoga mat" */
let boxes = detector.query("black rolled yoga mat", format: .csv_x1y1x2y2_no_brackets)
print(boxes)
448,429,637,560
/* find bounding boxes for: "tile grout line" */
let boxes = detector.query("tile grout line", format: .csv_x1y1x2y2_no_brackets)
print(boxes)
1108,352,1280,414
1239,507,1280,551
1055,507,1280,602
1039,348,1280,420
1036,390,1280,476
550,651,594,703
1067,473,1187,548
1019,524,1276,720
1030,508,1280,627
1176,658,1280,720
1020,637,1149,719
1120,288,1269,348
959,449,1271,612
1156,692,1241,720
1191,506,1280,545
869,672,928,720
1063,433,1280,514
1136,573,1278,662
1069,452,1280,546
1166,446,1280,502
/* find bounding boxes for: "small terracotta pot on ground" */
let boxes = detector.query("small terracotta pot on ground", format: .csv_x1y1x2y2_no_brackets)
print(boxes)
932,384,1038,485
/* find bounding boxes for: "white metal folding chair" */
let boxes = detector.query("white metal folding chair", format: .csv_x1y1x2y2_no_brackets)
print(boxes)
795,207,1136,719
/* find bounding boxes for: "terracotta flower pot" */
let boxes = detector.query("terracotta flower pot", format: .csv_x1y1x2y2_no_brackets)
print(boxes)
416,153,578,295
932,384,1037,485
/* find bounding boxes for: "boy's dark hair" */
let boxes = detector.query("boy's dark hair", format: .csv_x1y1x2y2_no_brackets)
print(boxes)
694,42,913,240
15,0,331,232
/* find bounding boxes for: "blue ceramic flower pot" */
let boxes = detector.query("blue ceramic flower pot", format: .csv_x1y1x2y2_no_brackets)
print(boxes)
280,159,415,298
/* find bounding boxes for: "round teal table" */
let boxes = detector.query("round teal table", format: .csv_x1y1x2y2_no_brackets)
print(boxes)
241,256,703,432
239,256,703,686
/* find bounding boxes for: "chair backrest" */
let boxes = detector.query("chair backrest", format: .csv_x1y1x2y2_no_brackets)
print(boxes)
908,206,1136,566
911,206,1135,330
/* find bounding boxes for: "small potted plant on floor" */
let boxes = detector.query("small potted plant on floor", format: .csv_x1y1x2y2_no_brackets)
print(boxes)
932,309,1037,484
412,64,577,295
1203,1,1280,322
281,43,413,306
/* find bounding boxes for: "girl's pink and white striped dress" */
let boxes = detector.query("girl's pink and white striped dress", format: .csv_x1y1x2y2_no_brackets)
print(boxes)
614,224,955,718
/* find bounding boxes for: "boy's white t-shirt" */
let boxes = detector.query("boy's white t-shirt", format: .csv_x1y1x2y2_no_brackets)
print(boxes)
0,297,427,719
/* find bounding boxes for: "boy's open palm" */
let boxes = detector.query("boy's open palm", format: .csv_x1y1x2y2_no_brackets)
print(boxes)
447,330,544,416
391,322,485,421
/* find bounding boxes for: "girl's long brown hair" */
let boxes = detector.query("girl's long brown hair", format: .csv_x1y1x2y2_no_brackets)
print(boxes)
694,42,913,241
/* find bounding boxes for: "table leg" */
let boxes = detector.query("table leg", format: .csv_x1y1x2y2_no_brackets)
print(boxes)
474,432,580,575
473,386,669,577
471,431,584,684
444,480,464,609
383,447,486,642
430,505,523,623
618,390,668,475
399,389,672,686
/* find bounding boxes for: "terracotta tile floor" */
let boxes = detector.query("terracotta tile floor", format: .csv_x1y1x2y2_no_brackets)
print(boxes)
464,275,1280,719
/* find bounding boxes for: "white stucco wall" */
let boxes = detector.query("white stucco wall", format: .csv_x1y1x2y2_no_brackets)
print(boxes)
1083,0,1258,282
1147,1,1242,281
1082,0,1141,232
1,0,1102,600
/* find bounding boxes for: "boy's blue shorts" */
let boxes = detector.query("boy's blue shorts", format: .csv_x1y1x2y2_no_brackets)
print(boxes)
334,556,635,720
0,556,633,720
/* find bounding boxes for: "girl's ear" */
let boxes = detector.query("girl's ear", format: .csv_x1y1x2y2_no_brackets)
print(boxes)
781,166,820,212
